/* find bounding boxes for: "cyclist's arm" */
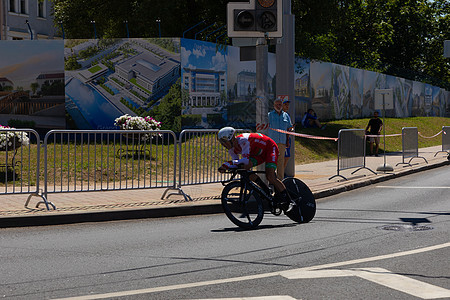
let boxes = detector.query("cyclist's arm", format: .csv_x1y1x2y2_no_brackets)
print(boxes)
231,139,250,166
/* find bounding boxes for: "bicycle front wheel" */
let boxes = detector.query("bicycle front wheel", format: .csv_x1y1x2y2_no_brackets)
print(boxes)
282,177,316,223
221,181,264,229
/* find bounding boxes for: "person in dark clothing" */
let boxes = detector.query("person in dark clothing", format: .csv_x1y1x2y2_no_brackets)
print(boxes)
301,109,325,129
365,111,383,156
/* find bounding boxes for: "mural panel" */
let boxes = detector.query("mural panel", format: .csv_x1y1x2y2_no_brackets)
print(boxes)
181,39,227,129
64,38,181,129
412,81,425,116
310,61,332,120
331,63,350,119
362,70,386,117
0,40,65,131
294,57,310,123
349,67,364,118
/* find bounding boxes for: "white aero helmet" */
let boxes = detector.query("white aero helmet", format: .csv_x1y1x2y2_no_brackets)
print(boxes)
217,126,235,143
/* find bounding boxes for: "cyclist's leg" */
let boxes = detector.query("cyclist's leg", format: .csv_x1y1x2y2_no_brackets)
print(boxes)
265,166,297,212
247,157,271,195
263,140,290,197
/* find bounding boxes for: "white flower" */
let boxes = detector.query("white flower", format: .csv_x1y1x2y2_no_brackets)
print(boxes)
0,126,29,150
114,114,161,141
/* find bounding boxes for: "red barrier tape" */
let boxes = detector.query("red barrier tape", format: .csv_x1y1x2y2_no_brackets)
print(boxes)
418,130,443,139
271,128,444,142
365,133,402,138
270,128,338,141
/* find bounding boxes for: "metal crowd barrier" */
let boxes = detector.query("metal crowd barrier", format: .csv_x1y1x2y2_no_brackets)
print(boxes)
396,127,427,167
162,128,251,201
43,130,177,203
434,126,450,160
329,129,376,180
0,128,53,210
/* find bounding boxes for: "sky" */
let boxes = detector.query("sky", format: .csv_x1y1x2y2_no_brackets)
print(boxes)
0,40,64,89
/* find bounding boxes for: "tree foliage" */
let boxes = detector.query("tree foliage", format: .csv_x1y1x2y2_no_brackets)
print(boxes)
143,78,181,133
53,0,449,88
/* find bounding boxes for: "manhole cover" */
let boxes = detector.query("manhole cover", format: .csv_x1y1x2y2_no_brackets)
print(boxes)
378,224,433,231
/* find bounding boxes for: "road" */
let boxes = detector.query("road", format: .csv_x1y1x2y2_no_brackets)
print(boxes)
1,167,449,300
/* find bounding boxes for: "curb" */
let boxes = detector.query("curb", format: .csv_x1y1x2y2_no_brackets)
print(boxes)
1,160,448,228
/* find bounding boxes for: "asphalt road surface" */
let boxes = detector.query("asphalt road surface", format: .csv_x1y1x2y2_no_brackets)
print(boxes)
1,167,449,300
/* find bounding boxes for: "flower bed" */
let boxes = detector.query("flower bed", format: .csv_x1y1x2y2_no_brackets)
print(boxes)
114,114,161,142
0,125,30,151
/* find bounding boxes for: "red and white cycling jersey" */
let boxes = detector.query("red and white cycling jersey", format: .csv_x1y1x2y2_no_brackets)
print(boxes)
222,133,279,169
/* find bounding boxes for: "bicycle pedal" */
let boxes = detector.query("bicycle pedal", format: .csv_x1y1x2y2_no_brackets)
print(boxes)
271,207,282,216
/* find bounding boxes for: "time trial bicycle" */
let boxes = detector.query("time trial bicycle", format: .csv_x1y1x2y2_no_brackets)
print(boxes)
220,169,316,229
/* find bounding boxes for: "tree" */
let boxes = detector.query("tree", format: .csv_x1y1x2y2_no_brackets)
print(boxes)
53,0,449,89
144,78,181,132
30,82,39,95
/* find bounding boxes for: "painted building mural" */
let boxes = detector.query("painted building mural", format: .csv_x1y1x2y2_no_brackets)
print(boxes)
0,40,65,131
64,38,181,129
0,38,448,133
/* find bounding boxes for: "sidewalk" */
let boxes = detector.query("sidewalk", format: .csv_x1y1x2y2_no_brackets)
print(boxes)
0,145,448,227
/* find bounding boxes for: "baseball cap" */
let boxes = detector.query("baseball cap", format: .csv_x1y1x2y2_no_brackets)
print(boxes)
282,98,290,104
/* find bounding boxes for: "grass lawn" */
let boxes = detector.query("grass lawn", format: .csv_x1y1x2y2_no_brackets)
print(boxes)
293,117,449,164
88,65,102,73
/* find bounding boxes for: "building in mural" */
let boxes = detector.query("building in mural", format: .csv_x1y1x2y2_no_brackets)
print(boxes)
181,38,227,129
0,0,58,40
236,70,256,101
64,38,181,129
35,72,64,94
116,52,180,101
182,67,226,107
0,77,13,90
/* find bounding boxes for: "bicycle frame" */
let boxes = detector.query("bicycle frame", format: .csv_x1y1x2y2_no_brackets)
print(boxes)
222,169,275,206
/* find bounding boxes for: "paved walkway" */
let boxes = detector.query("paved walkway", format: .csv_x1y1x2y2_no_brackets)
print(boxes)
0,145,448,227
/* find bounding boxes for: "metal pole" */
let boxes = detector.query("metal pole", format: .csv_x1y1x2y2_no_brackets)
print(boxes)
256,38,268,136
383,94,386,165
205,25,225,41
156,18,161,38
215,32,226,44
91,21,97,39
25,20,33,40
124,20,129,39
256,38,269,181
182,20,205,38
59,22,65,39
194,22,215,40
376,93,393,172
276,0,295,177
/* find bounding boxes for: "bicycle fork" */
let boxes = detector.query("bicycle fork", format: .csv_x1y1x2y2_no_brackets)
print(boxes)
239,182,255,224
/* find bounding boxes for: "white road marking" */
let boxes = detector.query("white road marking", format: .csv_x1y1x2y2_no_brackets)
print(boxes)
53,242,450,300
376,186,450,189
188,297,296,300
355,268,450,299
283,268,450,299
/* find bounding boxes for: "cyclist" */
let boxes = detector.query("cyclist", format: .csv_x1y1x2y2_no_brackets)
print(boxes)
217,127,296,213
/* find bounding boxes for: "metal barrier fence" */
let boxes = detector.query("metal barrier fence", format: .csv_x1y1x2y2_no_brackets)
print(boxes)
396,127,427,167
43,130,177,202
163,129,250,201
329,129,376,180
434,126,450,159
0,128,53,209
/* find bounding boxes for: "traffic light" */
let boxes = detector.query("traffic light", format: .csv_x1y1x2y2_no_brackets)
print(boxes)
255,0,278,32
227,0,282,38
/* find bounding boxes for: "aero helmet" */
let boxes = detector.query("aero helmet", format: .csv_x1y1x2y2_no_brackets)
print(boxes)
217,127,235,143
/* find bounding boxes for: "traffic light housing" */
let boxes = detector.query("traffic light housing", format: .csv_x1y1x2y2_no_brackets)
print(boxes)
227,0,283,38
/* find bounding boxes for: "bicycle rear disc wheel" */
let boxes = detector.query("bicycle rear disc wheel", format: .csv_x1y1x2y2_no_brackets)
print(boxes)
221,181,264,229
282,177,316,223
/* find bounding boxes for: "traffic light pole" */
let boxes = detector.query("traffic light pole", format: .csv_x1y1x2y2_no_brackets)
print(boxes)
276,0,295,177
256,37,269,136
